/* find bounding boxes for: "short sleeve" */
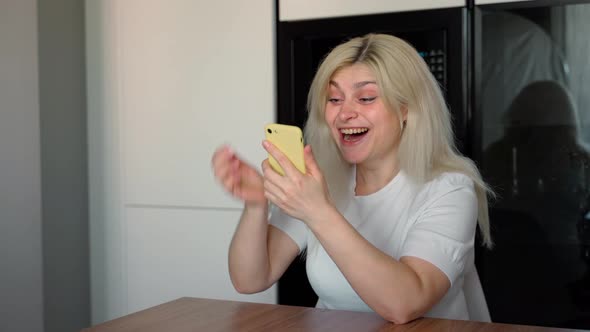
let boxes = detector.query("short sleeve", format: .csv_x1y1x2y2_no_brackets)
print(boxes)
400,174,478,285
269,204,309,252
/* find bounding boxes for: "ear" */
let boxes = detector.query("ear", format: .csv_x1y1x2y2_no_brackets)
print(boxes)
400,104,408,122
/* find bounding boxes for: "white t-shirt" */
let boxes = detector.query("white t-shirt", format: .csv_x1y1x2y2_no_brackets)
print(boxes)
270,170,491,322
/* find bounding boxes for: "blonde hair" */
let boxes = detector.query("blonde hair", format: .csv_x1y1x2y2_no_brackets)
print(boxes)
305,33,494,248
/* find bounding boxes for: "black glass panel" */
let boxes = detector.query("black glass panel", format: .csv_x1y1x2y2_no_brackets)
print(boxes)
476,2,590,329
287,30,447,131
276,7,467,309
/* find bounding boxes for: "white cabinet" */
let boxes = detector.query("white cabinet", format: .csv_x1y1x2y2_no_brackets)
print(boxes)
87,0,276,324
279,0,465,21
126,208,276,313
475,0,534,4
117,1,274,209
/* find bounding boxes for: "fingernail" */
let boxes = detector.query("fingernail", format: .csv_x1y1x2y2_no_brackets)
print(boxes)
262,140,269,148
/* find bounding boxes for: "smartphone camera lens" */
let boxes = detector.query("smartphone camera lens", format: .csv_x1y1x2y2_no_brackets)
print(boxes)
267,128,272,134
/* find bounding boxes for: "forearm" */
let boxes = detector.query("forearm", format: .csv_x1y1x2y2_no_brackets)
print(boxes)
308,207,431,323
228,202,272,293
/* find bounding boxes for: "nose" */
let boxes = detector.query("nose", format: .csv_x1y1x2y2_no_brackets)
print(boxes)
338,101,358,121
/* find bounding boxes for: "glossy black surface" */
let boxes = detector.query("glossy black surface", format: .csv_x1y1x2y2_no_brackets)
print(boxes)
276,6,468,150
275,0,590,329
474,1,590,329
275,5,468,310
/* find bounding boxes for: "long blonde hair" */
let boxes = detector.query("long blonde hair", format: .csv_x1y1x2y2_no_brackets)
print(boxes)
305,33,494,248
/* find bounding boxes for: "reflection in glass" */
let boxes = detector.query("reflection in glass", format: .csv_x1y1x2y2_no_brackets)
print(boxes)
477,4,590,329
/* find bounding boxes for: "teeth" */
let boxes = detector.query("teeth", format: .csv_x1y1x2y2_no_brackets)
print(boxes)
340,128,368,135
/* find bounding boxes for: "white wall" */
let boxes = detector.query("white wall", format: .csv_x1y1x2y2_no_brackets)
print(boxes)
0,1,43,331
86,0,276,324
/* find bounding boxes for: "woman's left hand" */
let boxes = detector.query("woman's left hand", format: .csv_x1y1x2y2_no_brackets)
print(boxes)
261,140,333,224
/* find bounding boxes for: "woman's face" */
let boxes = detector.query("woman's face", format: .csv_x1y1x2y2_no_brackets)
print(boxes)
324,63,406,167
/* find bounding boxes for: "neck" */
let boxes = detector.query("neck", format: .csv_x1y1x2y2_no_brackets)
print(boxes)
355,159,400,196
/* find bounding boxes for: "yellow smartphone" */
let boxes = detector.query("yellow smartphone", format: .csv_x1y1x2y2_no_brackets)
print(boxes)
264,123,306,175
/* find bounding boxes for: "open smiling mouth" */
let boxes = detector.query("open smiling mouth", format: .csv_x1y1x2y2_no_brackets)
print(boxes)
340,128,369,142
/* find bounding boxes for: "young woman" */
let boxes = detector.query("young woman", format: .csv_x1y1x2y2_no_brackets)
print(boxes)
211,33,493,324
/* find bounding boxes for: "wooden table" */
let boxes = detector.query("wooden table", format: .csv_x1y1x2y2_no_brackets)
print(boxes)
83,297,582,331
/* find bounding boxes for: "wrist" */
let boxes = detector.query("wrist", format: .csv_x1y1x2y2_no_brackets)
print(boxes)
307,203,340,230
244,200,269,215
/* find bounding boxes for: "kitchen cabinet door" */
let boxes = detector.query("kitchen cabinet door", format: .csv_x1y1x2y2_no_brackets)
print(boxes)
279,0,465,21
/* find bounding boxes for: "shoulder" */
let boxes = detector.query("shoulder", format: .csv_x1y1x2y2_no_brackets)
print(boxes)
407,172,477,221
432,172,474,189
406,172,478,240
419,172,475,203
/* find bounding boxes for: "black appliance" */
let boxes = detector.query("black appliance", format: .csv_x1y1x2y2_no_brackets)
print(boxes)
276,3,470,310
277,7,470,151
473,0,590,329
275,0,590,329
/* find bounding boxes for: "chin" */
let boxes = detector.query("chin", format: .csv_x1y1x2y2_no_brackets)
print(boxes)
339,151,367,165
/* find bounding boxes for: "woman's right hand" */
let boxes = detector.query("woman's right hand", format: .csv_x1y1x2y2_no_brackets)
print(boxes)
212,145,266,206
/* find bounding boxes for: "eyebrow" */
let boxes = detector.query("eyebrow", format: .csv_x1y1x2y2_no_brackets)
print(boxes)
329,80,377,89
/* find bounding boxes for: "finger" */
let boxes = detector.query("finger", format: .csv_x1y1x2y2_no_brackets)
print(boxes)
211,145,226,165
303,145,322,176
232,181,245,199
213,155,237,183
217,165,241,196
231,158,244,193
261,159,288,188
263,177,285,201
243,162,262,179
263,188,283,208
211,145,234,171
224,161,241,190
214,166,232,189
211,144,232,163
261,159,272,175
222,174,237,193
262,159,284,187
262,140,299,178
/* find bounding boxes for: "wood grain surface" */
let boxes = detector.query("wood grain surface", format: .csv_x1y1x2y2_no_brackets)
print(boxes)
82,297,580,332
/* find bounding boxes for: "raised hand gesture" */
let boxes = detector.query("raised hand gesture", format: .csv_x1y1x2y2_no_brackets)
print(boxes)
212,145,266,206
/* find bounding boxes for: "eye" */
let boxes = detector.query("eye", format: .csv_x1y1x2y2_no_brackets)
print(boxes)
328,97,342,104
359,97,377,103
